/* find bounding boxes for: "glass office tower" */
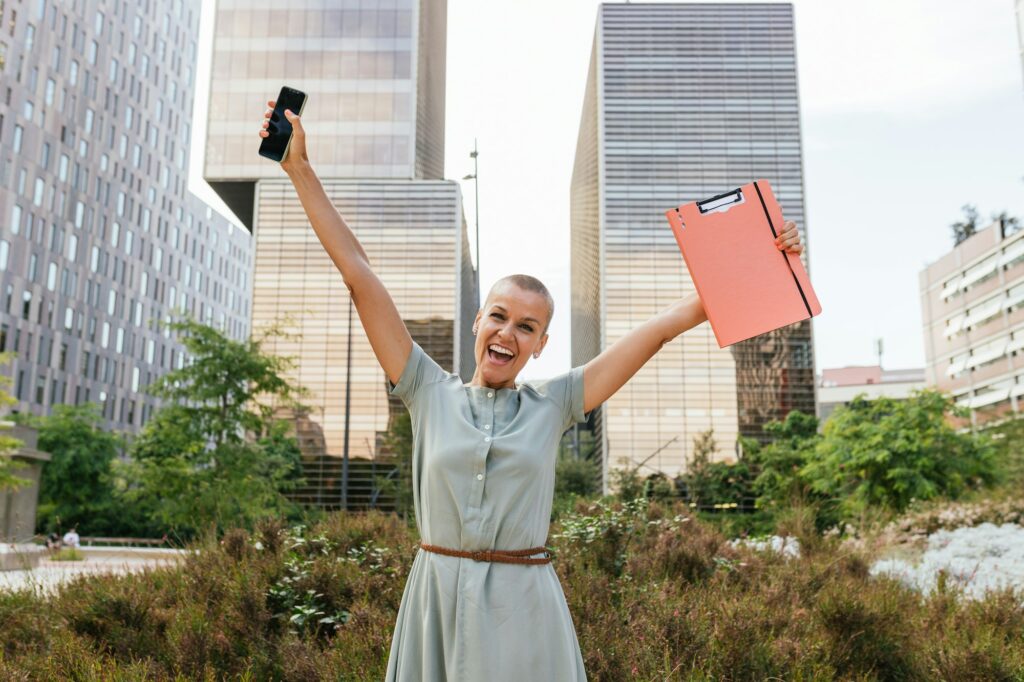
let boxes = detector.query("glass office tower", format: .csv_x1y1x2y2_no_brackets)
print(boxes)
571,3,817,492
0,0,253,431
205,0,477,506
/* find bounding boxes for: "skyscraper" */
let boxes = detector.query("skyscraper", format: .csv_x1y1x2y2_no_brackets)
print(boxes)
571,3,816,491
204,0,477,506
0,0,253,430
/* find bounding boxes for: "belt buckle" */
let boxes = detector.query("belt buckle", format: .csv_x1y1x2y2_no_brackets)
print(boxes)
469,549,491,562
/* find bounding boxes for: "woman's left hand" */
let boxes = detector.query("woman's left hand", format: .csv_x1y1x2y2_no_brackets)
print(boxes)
775,221,803,254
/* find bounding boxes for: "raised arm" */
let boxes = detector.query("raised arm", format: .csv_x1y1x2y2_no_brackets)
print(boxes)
581,294,707,414
259,102,411,384
582,221,804,414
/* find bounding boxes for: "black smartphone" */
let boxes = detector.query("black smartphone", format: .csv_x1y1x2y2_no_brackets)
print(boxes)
258,86,308,163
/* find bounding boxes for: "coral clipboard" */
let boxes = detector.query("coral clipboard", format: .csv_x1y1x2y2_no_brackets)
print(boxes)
664,180,821,348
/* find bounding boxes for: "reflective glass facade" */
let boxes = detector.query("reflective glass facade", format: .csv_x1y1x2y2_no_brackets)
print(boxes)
206,0,476,506
0,0,253,432
571,3,817,491
204,0,447,226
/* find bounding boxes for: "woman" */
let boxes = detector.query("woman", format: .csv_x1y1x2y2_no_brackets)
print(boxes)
259,104,804,681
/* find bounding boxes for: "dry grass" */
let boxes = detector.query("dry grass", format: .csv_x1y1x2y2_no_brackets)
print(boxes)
0,501,1020,680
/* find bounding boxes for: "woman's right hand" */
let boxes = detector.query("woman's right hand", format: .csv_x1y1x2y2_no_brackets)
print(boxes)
259,99,309,172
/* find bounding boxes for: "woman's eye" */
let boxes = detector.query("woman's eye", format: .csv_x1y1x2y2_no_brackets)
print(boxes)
520,325,533,332
490,312,503,320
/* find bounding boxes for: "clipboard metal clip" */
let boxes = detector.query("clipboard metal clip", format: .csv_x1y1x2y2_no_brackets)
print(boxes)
697,188,745,215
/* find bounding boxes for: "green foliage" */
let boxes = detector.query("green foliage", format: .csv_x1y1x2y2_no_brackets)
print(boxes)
551,447,602,520
375,410,414,521
804,390,999,523
145,317,308,447
683,429,717,507
15,403,134,535
52,547,85,562
555,450,601,498
951,203,979,246
677,429,756,511
746,410,822,514
982,413,1024,490
119,316,309,538
0,351,29,492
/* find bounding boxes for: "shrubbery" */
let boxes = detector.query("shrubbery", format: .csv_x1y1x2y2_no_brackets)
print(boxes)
13,317,310,540
0,503,1021,679
608,389,1003,535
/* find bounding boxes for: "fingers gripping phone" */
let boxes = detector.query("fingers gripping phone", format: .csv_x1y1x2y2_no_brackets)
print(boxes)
259,86,307,163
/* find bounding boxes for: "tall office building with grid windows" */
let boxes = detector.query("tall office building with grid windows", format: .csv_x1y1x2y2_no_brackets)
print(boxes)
204,0,477,507
0,0,253,431
571,3,817,492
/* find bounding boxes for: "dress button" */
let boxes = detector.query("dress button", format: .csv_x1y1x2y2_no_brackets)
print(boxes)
484,436,491,443
487,392,493,398
476,473,483,481
484,424,490,430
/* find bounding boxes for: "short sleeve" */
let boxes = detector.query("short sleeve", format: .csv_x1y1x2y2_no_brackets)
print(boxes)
566,365,587,426
528,365,587,431
389,341,449,406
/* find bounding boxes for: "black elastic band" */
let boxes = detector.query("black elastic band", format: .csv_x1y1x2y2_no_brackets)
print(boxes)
753,181,813,319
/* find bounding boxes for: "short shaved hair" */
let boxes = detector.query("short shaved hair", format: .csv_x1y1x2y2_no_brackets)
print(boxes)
485,274,555,334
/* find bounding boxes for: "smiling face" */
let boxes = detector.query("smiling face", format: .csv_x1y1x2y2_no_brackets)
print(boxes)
471,280,552,389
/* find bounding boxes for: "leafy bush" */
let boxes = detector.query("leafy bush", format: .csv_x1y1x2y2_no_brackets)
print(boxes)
740,392,1000,530
805,390,999,524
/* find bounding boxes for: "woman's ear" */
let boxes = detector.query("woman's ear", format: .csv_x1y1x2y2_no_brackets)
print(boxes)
472,310,481,335
533,333,549,358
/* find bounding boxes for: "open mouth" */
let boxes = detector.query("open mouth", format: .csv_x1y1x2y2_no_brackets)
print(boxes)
487,343,515,366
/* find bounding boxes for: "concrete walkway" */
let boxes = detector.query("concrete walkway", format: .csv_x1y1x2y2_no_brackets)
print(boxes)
0,546,187,594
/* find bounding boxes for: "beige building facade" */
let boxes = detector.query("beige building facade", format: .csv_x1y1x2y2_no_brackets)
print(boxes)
817,366,926,424
205,0,476,506
920,219,1024,427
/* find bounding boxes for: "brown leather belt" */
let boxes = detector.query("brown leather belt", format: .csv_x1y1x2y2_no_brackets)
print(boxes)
419,542,552,565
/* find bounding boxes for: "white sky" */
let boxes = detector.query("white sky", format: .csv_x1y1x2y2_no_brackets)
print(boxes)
189,0,1024,381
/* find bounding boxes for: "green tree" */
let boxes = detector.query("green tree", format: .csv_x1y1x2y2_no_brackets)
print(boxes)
683,429,717,507
951,204,979,246
981,412,1024,488
376,409,414,520
121,317,308,537
556,428,600,498
748,411,822,513
803,390,998,521
15,403,132,534
0,352,28,491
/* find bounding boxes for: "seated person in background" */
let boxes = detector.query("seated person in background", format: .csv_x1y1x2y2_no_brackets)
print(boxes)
61,527,80,549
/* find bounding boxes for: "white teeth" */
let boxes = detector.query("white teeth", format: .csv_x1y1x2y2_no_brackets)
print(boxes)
488,344,514,357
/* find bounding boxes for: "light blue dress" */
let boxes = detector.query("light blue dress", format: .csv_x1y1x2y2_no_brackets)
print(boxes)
385,342,589,681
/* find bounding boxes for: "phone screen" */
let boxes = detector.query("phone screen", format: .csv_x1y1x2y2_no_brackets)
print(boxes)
258,86,307,163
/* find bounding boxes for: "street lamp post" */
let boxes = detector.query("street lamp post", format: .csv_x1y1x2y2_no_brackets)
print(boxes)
342,296,352,510
462,139,480,272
